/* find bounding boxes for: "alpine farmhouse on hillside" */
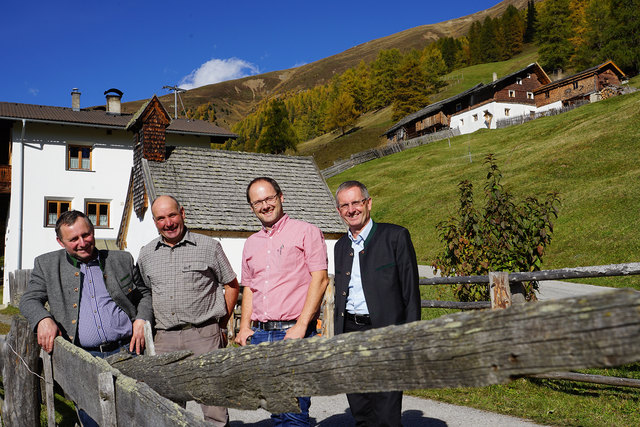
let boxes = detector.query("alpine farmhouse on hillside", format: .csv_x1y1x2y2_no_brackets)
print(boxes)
385,61,628,143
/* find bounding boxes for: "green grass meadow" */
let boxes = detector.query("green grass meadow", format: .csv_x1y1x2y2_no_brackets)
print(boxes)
324,86,640,426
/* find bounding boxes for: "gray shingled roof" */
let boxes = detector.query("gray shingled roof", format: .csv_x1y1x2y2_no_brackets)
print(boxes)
0,102,236,138
143,146,346,234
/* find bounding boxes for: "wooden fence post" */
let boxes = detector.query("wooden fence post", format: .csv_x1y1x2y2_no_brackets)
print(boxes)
489,271,511,309
321,276,335,338
41,350,56,427
98,372,117,427
1,316,40,427
8,269,32,306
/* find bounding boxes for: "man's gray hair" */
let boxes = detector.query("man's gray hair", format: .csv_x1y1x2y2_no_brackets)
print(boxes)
335,181,370,207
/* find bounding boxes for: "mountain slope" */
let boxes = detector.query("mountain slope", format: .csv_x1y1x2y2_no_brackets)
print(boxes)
122,0,531,127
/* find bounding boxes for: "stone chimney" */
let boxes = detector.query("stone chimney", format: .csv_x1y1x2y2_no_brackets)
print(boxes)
493,72,498,82
104,88,123,115
71,88,81,111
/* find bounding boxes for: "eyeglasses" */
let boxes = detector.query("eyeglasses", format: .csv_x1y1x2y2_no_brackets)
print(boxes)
250,194,280,209
337,198,369,212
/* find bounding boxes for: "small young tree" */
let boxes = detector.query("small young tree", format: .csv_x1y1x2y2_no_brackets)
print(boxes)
433,154,560,302
255,99,298,154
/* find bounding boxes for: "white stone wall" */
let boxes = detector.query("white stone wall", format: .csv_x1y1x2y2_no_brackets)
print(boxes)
451,102,539,135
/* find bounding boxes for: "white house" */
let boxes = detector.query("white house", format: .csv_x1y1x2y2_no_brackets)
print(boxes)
0,91,236,304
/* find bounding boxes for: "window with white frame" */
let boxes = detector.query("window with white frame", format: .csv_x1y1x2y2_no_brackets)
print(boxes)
516,78,522,85
473,114,478,121
505,108,510,117
45,199,71,227
508,90,516,98
86,201,110,228
67,145,92,170
527,92,534,100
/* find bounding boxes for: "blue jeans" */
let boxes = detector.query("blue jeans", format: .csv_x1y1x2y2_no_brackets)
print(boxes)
77,343,135,427
250,326,316,426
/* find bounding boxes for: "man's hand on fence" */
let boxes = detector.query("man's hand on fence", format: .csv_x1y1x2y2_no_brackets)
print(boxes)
284,323,307,340
37,317,60,353
235,327,254,346
130,319,146,355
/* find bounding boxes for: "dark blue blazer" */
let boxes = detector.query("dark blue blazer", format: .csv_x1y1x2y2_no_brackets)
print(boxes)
334,222,421,334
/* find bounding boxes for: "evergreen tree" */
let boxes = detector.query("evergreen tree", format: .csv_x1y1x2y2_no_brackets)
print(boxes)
480,17,501,62
325,92,359,136
391,53,431,122
536,0,574,71
370,49,401,109
524,0,537,43
468,21,484,65
568,0,591,70
601,0,640,75
501,5,525,58
255,99,298,154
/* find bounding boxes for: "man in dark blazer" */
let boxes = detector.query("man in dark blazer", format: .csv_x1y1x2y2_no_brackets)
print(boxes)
333,180,421,427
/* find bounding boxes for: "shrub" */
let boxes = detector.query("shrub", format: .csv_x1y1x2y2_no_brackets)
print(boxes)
433,154,560,301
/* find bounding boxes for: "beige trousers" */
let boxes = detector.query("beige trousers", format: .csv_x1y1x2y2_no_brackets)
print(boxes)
154,322,228,427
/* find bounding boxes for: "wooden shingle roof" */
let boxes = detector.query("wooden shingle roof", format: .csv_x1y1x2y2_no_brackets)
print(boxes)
142,146,346,234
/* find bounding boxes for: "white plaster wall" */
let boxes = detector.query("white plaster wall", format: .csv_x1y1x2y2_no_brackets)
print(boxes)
4,123,133,303
451,102,538,135
536,100,563,114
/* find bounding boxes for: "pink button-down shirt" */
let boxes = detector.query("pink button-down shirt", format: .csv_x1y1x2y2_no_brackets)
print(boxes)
241,214,328,322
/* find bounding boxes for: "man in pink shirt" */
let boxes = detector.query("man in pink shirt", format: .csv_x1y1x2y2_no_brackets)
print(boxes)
236,176,329,426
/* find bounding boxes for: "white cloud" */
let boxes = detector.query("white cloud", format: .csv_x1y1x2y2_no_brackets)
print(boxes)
179,58,260,90
28,88,39,96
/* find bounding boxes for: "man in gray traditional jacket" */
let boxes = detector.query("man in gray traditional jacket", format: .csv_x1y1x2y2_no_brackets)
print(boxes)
19,210,152,356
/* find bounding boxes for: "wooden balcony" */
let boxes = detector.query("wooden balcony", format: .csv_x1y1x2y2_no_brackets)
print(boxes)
0,165,11,193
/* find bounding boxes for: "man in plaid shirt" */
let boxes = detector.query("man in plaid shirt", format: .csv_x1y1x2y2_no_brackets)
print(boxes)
137,195,239,427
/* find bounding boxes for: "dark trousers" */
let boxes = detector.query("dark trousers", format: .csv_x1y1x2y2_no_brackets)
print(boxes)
344,317,403,427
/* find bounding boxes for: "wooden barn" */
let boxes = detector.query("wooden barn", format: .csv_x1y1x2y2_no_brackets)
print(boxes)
534,61,627,112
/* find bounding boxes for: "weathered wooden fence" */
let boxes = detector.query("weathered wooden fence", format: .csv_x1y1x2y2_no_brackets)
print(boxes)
420,262,640,310
2,263,640,425
8,268,32,306
321,128,460,178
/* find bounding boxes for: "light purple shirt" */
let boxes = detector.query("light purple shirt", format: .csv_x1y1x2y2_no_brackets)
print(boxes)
346,219,373,315
241,214,328,322
77,257,132,347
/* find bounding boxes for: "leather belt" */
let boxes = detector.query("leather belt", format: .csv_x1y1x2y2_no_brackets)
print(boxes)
345,312,371,325
252,320,297,331
82,337,131,353
165,317,218,331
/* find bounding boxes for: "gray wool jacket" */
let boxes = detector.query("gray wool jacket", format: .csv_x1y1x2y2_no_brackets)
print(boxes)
19,249,153,345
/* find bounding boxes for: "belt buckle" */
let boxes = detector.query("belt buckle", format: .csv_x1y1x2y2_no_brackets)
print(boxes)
354,314,365,325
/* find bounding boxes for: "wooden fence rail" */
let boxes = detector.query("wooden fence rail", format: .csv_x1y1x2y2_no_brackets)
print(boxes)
419,262,640,310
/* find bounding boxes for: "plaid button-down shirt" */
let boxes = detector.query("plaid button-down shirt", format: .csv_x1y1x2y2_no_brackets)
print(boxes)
137,230,236,330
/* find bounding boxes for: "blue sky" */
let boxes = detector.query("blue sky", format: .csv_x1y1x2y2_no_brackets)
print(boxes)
1,0,502,108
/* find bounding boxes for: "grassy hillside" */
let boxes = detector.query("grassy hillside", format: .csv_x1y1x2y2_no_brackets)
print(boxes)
298,46,541,168
326,90,640,289
120,0,530,127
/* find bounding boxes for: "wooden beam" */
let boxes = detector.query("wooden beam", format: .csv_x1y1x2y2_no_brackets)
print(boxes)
109,289,640,413
49,340,209,426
